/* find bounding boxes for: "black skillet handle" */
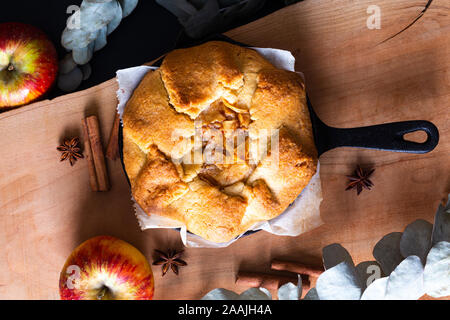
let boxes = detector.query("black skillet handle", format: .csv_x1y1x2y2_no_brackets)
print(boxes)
308,98,440,155
315,120,439,155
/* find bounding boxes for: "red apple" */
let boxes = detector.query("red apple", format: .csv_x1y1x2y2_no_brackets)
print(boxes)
0,22,58,109
59,236,154,300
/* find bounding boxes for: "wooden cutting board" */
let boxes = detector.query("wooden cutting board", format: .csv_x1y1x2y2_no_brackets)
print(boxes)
0,0,448,300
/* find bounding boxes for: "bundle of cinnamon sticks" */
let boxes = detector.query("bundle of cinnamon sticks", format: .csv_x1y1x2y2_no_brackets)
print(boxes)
236,259,324,297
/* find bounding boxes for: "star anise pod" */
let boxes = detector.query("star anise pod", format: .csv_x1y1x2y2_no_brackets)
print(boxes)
346,165,375,195
153,249,187,276
57,137,84,166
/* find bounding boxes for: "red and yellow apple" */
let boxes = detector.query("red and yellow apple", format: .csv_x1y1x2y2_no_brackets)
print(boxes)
0,22,58,109
59,236,154,300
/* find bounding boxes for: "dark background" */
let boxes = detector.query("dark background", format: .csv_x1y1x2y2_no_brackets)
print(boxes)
0,0,294,96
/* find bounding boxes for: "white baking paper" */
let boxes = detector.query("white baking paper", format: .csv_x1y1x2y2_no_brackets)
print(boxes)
116,47,323,248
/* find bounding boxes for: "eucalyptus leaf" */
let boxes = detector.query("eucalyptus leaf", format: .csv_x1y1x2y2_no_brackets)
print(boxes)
303,287,320,300
106,2,123,35
322,243,354,270
239,287,271,300
156,0,266,38
72,42,95,65
79,0,121,33
373,232,403,275
119,0,139,18
59,53,77,75
219,0,243,7
181,0,221,38
94,26,108,51
201,288,240,300
86,0,114,3
57,66,83,92
360,276,388,300
385,255,425,300
400,219,433,264
278,276,301,300
61,27,97,50
220,0,266,25
316,261,362,300
155,0,197,21
81,63,92,80
423,241,450,298
431,195,450,245
189,0,208,9
277,283,299,300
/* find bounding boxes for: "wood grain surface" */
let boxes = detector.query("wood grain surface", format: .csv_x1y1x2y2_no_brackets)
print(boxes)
0,0,448,299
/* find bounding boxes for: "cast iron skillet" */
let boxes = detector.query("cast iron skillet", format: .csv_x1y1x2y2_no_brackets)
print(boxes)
118,34,439,239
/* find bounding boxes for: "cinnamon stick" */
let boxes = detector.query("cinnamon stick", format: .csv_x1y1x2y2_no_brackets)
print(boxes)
236,271,310,292
82,115,110,191
81,119,99,192
105,113,120,160
271,260,324,278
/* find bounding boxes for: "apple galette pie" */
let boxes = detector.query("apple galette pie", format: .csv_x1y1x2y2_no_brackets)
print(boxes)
123,41,317,243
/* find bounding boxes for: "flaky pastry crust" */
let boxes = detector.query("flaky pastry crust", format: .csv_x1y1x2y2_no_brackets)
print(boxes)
123,41,318,243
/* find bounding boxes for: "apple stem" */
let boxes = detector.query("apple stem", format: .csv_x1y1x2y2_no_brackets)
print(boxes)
97,286,109,300
7,64,14,72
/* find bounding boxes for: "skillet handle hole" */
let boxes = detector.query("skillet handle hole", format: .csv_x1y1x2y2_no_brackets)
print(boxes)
403,130,428,143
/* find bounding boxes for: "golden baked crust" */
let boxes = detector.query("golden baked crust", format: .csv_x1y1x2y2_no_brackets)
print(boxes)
123,41,318,243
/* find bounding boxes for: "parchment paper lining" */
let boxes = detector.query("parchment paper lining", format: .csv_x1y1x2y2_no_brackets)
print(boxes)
116,47,323,248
